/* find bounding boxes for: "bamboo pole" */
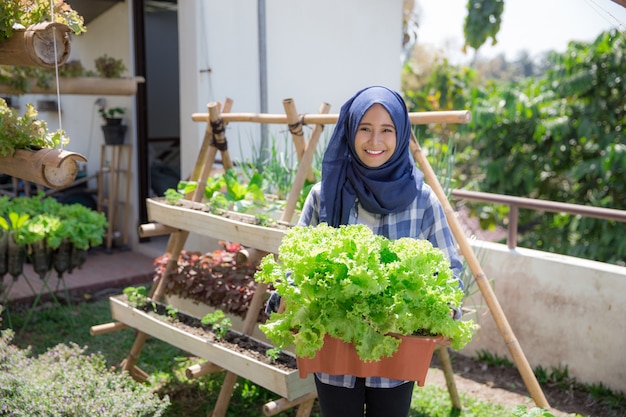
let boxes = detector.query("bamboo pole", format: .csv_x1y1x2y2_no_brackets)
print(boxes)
90,321,128,335
138,223,179,238
0,22,71,68
437,348,462,409
263,392,318,416
0,148,86,189
185,361,223,379
283,98,315,182
281,102,331,222
192,110,471,126
409,131,549,409
0,77,146,96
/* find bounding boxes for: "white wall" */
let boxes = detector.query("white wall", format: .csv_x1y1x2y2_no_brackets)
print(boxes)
462,241,626,394
178,0,403,170
178,0,404,250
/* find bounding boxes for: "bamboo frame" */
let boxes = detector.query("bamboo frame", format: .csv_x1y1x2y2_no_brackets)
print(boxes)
97,98,548,414
192,110,472,125
0,148,86,189
0,22,71,68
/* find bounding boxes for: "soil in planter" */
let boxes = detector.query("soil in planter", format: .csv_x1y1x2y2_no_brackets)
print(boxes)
166,198,291,230
137,300,297,372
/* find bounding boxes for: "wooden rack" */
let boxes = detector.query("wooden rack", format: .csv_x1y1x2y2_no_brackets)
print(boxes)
91,97,548,415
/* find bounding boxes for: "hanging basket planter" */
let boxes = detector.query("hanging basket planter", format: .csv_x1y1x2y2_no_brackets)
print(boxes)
0,148,87,189
296,333,444,386
0,22,72,68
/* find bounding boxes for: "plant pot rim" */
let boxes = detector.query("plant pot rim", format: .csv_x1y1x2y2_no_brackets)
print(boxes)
296,333,443,386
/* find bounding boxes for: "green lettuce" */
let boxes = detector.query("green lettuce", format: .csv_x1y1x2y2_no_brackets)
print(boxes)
255,223,476,362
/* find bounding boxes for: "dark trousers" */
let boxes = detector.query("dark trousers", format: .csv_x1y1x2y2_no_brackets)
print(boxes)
314,375,415,417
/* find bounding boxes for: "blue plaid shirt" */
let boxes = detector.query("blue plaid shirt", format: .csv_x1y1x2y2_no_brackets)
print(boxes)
297,182,463,389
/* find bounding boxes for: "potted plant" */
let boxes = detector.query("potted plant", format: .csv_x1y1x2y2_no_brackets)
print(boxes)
94,54,127,79
255,223,477,383
99,106,127,145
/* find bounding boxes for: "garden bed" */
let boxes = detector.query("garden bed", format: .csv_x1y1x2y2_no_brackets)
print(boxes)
146,198,288,253
108,294,315,401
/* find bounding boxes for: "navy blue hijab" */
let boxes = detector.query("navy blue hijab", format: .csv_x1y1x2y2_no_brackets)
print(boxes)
320,86,424,227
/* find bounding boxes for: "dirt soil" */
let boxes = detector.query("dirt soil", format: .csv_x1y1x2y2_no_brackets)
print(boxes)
139,300,624,417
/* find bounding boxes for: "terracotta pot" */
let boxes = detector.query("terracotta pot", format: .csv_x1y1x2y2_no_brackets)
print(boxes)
296,333,443,386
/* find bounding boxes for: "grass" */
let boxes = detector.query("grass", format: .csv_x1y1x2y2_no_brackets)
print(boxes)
0,295,566,417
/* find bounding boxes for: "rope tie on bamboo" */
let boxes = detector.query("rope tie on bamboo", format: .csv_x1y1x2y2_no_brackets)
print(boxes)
287,114,305,136
210,119,228,151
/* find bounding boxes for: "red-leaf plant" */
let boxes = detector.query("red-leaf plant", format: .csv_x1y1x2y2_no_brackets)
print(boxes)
152,241,270,322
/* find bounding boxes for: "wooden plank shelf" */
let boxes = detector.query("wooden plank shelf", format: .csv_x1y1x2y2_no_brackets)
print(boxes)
0,77,146,96
109,295,315,401
146,197,287,253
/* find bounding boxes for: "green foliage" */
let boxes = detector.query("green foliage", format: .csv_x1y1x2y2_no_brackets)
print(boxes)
200,310,232,339
468,29,626,264
463,0,505,52
266,347,281,362
164,187,184,205
95,54,127,78
0,328,169,416
123,286,150,308
476,349,513,367
0,98,70,156
98,106,125,120
512,406,556,417
0,54,125,94
0,0,86,40
255,223,476,361
404,29,626,265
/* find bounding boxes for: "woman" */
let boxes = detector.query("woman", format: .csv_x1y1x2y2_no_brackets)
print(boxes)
297,85,463,417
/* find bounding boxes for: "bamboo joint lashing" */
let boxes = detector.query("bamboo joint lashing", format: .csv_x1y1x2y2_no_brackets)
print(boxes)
211,136,228,152
210,118,226,135
288,114,305,136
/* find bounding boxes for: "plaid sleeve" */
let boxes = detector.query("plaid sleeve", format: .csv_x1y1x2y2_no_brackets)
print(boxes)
421,185,464,288
297,182,321,227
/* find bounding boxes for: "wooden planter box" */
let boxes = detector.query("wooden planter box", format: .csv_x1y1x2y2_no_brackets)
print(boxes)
0,77,145,96
146,198,287,253
109,295,315,400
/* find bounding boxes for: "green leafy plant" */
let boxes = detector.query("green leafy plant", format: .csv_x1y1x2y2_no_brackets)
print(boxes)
0,326,169,415
164,187,184,205
94,54,127,78
266,347,281,362
255,223,476,362
0,0,86,40
98,106,125,121
123,286,150,309
165,305,179,320
0,99,70,157
512,406,555,417
200,310,232,339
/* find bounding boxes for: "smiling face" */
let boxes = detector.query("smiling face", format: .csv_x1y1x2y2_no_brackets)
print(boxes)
353,103,397,168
